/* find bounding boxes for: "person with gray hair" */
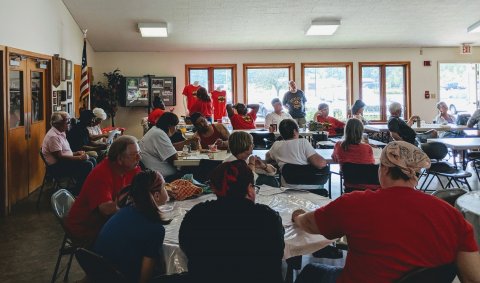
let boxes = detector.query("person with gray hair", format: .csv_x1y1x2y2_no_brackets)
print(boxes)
388,102,437,145
264,98,292,131
292,141,480,283
41,111,94,194
65,135,141,245
435,101,456,124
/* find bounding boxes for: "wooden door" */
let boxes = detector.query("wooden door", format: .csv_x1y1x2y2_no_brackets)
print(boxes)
7,58,29,204
26,59,46,194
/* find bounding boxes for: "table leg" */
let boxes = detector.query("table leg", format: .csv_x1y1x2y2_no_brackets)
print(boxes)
285,255,302,283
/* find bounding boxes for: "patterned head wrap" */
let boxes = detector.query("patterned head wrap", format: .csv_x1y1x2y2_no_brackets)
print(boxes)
380,141,431,181
209,160,254,198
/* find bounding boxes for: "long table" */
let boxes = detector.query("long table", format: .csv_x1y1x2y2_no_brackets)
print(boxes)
162,188,333,275
365,123,467,133
427,137,480,168
456,191,480,247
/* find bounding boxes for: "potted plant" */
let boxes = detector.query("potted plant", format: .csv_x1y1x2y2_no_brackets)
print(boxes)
91,69,124,126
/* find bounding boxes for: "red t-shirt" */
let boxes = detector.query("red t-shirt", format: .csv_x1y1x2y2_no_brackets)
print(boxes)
316,116,345,136
332,142,374,165
147,108,165,125
182,84,201,113
65,159,141,241
314,187,478,283
190,99,213,118
211,90,227,120
230,112,257,130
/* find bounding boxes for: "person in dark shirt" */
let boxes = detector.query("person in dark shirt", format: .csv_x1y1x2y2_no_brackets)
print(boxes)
67,109,107,156
94,170,170,283
282,80,307,127
388,102,437,145
179,160,285,283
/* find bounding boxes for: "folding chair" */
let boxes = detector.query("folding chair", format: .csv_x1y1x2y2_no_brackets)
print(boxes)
281,164,331,198
75,248,128,283
341,163,381,194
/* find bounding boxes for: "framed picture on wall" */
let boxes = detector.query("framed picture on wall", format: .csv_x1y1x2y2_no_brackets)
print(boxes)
60,58,66,81
67,82,72,99
60,90,67,102
52,91,57,106
66,60,72,80
61,103,66,112
67,102,72,116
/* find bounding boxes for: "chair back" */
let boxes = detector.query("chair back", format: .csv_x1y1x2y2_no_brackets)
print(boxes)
342,163,380,186
432,188,467,206
194,159,223,183
281,164,330,185
456,114,471,126
420,142,448,160
75,248,128,283
51,189,75,221
250,132,276,149
394,263,456,283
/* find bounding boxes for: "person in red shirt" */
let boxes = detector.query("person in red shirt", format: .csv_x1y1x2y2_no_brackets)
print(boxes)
332,118,374,165
182,81,201,115
226,103,259,130
65,135,141,245
147,96,165,127
292,141,480,283
190,112,230,150
189,87,213,122
315,103,345,137
211,87,227,121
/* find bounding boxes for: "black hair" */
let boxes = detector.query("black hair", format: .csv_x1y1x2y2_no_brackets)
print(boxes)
279,119,298,140
156,112,179,133
153,96,165,109
351,100,366,115
190,112,203,125
196,87,211,102
209,160,254,199
388,167,410,181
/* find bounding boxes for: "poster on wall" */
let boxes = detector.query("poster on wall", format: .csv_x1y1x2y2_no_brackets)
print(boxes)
161,79,176,106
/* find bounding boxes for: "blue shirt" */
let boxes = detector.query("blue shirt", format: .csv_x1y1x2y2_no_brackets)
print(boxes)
93,206,165,282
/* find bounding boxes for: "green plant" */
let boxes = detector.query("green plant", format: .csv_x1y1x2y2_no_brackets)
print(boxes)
91,69,124,126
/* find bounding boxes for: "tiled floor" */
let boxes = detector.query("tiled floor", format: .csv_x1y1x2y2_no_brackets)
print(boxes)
0,161,478,282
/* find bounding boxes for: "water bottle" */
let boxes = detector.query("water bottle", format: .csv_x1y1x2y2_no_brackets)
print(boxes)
182,145,189,155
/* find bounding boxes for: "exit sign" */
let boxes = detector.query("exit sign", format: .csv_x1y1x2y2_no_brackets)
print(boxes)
461,44,472,55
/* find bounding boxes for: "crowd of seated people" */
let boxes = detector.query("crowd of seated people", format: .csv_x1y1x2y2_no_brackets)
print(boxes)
67,109,108,160
190,112,229,150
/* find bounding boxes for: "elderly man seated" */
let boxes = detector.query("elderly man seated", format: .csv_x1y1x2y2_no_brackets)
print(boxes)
315,103,345,137
264,98,292,132
65,135,141,245
292,141,480,283
266,119,327,189
179,160,285,283
388,102,437,145
41,111,95,194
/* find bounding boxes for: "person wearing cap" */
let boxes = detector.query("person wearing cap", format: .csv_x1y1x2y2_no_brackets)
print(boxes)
351,99,368,125
315,103,345,137
179,160,285,283
88,107,109,145
282,80,307,127
264,97,292,132
190,112,229,150
226,102,260,130
292,141,480,283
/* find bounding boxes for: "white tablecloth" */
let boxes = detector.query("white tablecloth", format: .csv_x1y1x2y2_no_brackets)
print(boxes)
455,191,480,247
161,186,333,274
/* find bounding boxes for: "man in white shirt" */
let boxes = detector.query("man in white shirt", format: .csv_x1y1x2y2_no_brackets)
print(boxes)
264,98,292,132
266,119,327,189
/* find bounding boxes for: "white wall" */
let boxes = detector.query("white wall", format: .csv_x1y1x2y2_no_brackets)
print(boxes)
94,48,480,138
0,0,96,110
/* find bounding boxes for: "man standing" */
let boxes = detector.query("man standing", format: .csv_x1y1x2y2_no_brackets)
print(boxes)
65,135,141,244
264,98,292,132
41,111,95,194
282,80,307,127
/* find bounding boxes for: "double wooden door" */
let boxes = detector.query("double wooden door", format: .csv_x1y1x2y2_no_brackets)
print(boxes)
7,51,48,207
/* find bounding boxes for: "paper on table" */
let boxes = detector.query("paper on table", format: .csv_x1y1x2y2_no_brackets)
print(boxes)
258,185,283,196
107,130,121,144
184,154,210,160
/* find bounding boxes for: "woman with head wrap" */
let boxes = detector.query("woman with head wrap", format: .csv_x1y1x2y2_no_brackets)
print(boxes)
291,141,480,283
93,170,170,283
87,107,109,144
179,160,285,283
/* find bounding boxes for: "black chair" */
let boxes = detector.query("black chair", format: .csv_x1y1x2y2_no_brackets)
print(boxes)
37,148,74,209
281,164,331,197
193,159,223,183
341,163,380,193
311,133,329,148
250,132,276,149
432,188,467,207
419,142,472,192
394,263,457,283
50,189,77,283
75,248,129,283
456,114,471,126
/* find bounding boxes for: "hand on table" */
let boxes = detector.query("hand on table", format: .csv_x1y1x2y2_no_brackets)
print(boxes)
291,209,306,223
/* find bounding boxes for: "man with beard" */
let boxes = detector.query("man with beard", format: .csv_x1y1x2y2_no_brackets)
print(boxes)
190,112,230,150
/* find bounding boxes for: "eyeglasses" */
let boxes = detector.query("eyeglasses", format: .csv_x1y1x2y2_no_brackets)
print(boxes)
254,185,260,194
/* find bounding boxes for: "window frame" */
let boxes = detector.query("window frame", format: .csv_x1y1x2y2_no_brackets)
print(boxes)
301,62,354,118
185,64,237,103
242,63,295,104
359,62,411,122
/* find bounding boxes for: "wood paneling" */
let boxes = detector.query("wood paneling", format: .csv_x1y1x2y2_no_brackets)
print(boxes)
0,45,6,215
74,64,81,117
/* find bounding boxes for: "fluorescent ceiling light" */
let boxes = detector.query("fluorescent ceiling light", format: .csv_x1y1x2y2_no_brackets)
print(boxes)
306,20,341,36
467,20,480,33
138,23,168,37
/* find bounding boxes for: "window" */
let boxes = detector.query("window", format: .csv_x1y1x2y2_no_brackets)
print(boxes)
243,63,294,121
359,62,410,121
438,63,480,115
301,63,353,121
185,64,237,104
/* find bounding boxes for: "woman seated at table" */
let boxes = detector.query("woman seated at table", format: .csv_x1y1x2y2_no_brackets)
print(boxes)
139,112,198,181
435,101,456,124
179,160,285,283
224,131,277,186
332,118,374,165
93,170,170,283
351,99,368,125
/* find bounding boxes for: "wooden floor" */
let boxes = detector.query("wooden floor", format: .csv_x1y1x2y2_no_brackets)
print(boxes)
0,161,478,282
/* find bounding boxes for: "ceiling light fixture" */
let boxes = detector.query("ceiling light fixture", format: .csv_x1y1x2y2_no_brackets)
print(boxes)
467,20,480,33
138,22,168,37
306,19,341,36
